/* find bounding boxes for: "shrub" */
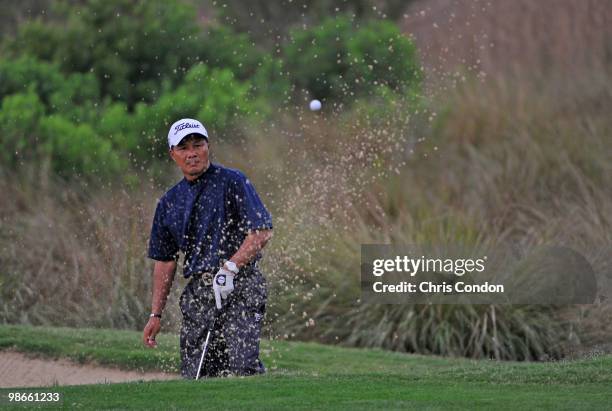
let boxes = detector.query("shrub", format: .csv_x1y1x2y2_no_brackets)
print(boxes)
346,19,422,95
282,16,421,103
0,89,46,166
0,98,125,180
38,115,125,179
198,25,265,80
6,0,204,108
0,55,101,123
97,102,134,153
48,72,100,124
0,55,64,107
0,59,253,177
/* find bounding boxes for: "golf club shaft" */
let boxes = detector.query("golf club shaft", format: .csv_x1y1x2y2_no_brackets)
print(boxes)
195,311,219,380
195,328,212,380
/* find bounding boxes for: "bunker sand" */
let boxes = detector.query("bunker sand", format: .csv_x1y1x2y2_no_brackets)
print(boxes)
0,351,178,388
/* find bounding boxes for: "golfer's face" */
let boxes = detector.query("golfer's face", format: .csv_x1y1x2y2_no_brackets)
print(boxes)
170,136,209,179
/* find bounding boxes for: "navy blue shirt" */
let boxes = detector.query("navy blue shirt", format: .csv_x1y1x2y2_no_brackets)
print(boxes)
148,163,273,278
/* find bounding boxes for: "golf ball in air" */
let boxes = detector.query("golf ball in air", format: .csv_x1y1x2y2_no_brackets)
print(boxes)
309,99,322,111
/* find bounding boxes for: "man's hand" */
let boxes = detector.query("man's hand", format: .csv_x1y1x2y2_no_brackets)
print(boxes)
143,317,161,348
213,267,235,309
143,260,176,348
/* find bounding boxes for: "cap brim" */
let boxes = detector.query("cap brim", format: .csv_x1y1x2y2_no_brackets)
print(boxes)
171,132,208,147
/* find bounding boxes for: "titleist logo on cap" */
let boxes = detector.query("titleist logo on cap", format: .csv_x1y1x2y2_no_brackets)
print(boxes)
167,118,208,148
174,122,201,135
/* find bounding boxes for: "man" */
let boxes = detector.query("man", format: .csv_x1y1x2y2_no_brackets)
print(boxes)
142,118,273,379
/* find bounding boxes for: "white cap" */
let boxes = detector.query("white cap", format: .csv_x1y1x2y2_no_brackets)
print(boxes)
167,118,208,148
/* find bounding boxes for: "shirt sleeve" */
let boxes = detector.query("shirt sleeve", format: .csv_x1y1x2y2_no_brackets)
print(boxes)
148,198,179,261
229,172,273,232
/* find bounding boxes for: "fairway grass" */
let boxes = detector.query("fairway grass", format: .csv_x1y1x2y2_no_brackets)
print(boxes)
1,325,611,410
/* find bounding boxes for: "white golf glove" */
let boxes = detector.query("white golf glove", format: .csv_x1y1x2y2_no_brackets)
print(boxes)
213,267,235,309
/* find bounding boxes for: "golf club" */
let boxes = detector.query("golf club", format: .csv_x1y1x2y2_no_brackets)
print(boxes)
195,307,220,380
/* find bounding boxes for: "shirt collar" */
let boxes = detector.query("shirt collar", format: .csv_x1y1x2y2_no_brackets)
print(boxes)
185,162,216,186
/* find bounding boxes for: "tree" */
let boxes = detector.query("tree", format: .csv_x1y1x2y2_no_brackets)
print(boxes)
6,0,204,109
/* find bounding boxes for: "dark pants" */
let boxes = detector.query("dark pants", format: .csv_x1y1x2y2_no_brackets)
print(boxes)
179,267,267,379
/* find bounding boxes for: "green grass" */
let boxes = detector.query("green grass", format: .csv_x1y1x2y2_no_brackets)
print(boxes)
1,325,611,410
